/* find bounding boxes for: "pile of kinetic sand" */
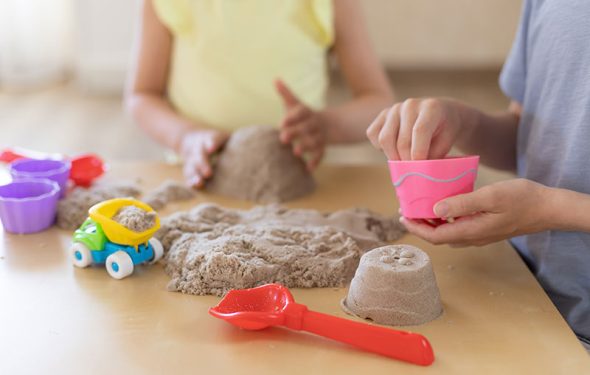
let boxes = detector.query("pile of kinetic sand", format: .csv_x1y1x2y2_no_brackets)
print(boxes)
207,125,315,203
144,179,195,210
113,205,157,233
56,183,142,229
342,244,442,326
156,203,405,296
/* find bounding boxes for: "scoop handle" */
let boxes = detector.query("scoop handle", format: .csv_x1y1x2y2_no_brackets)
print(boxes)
300,309,434,366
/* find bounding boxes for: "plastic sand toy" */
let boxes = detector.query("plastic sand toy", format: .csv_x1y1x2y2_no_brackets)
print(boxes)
1,147,105,188
70,198,164,279
388,156,479,219
209,284,434,366
0,178,60,234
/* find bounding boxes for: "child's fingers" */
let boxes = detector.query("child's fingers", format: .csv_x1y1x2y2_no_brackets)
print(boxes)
183,160,203,188
280,125,300,144
297,132,323,153
366,109,388,148
281,105,310,129
397,99,420,161
307,149,324,171
378,104,401,160
275,79,300,108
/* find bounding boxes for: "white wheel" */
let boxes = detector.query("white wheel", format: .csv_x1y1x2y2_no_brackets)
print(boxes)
70,242,93,268
148,238,164,264
105,251,134,279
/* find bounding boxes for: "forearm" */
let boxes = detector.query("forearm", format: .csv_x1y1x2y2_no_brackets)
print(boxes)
546,187,590,233
321,93,393,144
126,93,209,152
455,101,520,171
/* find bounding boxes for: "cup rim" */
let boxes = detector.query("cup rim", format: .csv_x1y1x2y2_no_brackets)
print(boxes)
9,158,71,178
0,178,60,203
388,155,480,165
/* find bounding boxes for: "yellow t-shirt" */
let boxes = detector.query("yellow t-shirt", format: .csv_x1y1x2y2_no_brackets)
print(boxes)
153,0,334,131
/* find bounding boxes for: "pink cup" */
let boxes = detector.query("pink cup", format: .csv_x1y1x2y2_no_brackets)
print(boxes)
388,156,480,219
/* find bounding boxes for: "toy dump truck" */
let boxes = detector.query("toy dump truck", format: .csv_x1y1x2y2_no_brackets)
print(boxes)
70,198,164,279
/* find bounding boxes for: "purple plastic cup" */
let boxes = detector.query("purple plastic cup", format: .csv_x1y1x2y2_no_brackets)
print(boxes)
0,178,60,234
9,159,71,197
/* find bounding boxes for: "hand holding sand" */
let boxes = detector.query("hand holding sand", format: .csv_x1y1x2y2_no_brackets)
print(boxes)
276,79,327,171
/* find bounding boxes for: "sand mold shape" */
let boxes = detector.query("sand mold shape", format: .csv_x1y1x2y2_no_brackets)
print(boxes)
342,244,442,326
56,183,142,230
113,205,157,233
207,125,315,203
156,203,405,296
144,179,196,210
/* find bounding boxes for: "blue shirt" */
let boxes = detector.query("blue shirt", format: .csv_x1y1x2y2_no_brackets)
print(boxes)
499,0,590,340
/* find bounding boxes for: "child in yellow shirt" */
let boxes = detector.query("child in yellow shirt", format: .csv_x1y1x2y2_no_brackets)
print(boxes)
125,0,393,186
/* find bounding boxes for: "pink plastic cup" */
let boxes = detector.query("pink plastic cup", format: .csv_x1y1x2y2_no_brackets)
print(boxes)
388,156,480,219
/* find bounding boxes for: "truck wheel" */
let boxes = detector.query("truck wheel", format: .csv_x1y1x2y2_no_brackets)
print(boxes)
106,251,134,279
71,242,93,268
148,238,164,264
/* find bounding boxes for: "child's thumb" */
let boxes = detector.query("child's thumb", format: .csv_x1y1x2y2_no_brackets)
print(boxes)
433,189,490,218
275,79,300,108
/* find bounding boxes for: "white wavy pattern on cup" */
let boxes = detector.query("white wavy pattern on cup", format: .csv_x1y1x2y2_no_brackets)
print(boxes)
393,168,478,187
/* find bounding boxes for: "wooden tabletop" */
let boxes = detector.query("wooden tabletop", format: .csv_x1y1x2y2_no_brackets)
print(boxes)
1,162,588,374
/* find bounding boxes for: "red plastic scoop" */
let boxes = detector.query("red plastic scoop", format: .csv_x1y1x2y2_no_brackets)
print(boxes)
209,284,435,366
69,153,105,187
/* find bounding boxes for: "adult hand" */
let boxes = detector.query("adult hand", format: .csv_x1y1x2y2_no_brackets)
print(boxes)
366,98,466,160
276,79,327,171
180,130,229,188
400,179,553,246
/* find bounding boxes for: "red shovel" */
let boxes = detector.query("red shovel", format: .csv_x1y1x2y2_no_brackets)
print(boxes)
209,284,435,366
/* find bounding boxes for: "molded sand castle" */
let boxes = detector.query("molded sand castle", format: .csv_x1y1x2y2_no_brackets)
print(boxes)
207,125,315,203
342,244,442,326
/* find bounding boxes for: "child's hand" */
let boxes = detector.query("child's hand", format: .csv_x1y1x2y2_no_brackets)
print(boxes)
276,80,326,171
400,179,552,247
180,130,229,188
366,98,464,160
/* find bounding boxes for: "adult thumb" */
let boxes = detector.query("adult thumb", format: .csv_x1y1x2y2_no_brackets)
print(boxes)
433,189,491,218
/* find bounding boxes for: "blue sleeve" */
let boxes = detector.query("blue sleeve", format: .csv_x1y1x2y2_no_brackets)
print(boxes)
499,0,533,104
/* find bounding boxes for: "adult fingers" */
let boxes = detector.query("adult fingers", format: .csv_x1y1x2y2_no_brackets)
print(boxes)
397,99,420,160
433,187,496,219
410,101,441,160
378,104,401,160
366,109,388,148
400,215,489,245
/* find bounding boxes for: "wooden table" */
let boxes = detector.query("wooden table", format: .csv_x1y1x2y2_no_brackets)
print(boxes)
1,162,588,374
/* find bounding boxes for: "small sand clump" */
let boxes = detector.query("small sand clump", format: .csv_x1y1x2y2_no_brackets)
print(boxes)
342,244,442,326
206,125,315,203
57,183,142,230
113,205,157,232
156,203,405,296
144,180,195,210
